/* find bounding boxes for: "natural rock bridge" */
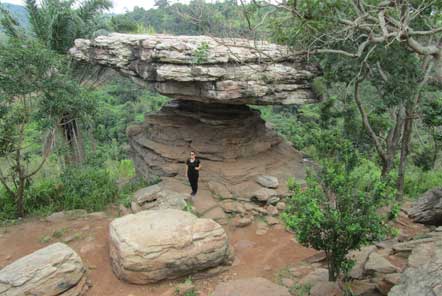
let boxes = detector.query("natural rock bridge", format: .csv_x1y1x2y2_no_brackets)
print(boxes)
70,33,320,201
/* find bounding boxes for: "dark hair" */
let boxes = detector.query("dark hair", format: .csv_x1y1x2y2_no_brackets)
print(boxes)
190,151,196,154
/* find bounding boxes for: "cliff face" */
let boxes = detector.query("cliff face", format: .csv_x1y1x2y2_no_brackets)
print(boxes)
70,33,319,199
70,33,320,105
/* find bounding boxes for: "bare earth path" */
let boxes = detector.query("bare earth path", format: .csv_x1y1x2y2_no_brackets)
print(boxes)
0,210,316,296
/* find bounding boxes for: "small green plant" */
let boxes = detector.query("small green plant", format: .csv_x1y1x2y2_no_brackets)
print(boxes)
287,176,297,192
192,42,210,64
288,283,311,296
389,203,401,221
39,235,51,244
52,227,68,239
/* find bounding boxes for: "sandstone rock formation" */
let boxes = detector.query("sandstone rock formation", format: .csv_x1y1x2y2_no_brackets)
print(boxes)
109,209,233,284
212,277,291,296
0,243,87,296
408,187,442,225
70,33,319,204
70,33,320,105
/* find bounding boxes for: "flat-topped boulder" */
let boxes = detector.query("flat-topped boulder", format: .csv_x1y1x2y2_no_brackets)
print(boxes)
70,33,320,105
0,243,87,296
109,209,233,284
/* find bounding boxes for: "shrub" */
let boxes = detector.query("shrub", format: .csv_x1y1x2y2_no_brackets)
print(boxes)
282,153,390,281
60,165,118,212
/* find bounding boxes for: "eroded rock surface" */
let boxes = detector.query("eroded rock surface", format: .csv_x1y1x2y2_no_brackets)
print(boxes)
70,33,320,105
131,183,188,212
128,100,306,197
109,209,233,284
0,243,87,296
408,188,442,225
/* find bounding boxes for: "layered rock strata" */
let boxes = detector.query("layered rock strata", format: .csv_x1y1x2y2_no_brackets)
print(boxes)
70,33,320,105
70,33,319,199
109,209,233,284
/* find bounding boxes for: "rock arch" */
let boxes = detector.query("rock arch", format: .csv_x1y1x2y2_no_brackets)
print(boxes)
70,33,320,199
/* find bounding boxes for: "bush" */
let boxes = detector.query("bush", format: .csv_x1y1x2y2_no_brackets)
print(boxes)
60,166,118,212
404,165,442,198
282,150,390,281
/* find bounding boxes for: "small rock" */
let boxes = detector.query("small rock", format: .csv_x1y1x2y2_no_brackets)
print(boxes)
375,273,401,295
265,216,279,225
233,217,253,228
256,221,269,236
253,188,278,202
310,281,342,296
276,202,286,211
267,196,280,205
256,175,279,189
175,283,195,295
348,245,377,279
119,204,131,216
266,205,278,216
408,242,434,268
299,268,329,285
365,252,399,275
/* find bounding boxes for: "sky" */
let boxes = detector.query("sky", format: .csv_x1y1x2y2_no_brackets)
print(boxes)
1,0,158,13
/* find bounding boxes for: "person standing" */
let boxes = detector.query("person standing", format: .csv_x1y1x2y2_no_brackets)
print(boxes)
186,151,201,196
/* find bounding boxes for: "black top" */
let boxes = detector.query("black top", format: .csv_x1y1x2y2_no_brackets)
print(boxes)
186,158,200,176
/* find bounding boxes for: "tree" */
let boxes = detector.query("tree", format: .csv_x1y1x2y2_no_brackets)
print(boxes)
23,0,111,163
282,141,390,281
0,38,95,217
254,0,442,198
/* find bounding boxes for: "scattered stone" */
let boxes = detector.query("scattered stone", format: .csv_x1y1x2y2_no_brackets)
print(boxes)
304,251,327,264
256,221,269,236
253,207,268,215
131,184,188,213
253,188,279,202
375,273,401,295
348,245,377,279
265,216,280,225
310,281,342,296
365,252,399,275
212,278,290,296
0,243,87,296
208,181,233,199
221,200,246,214
266,205,279,216
109,209,234,284
88,212,107,219
348,279,377,296
392,238,434,253
276,202,286,211
46,210,88,222
408,187,442,225
267,196,281,205
256,175,279,189
299,268,329,286
233,216,253,228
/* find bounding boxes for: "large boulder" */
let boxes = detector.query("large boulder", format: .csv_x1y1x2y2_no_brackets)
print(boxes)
0,243,87,296
388,241,442,296
212,278,290,296
70,33,320,105
408,188,442,225
109,209,233,284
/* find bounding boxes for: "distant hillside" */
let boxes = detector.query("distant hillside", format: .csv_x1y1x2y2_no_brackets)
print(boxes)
0,3,29,30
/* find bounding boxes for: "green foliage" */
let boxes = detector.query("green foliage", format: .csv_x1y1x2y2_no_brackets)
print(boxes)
282,147,390,281
192,41,210,64
60,165,117,211
404,165,442,198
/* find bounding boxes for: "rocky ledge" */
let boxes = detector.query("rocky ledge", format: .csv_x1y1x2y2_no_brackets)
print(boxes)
70,33,320,105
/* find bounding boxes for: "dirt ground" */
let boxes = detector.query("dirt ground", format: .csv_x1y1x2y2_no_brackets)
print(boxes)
0,210,317,296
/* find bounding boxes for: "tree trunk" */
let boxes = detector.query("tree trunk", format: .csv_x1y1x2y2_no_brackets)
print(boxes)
16,176,25,217
60,115,85,164
397,110,413,199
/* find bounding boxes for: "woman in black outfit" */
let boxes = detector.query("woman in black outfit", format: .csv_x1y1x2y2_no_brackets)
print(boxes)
186,151,201,196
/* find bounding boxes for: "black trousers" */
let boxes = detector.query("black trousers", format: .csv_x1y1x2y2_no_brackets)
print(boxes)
188,173,199,194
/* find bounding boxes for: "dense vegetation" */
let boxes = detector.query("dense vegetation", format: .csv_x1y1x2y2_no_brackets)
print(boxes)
1,0,441,284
